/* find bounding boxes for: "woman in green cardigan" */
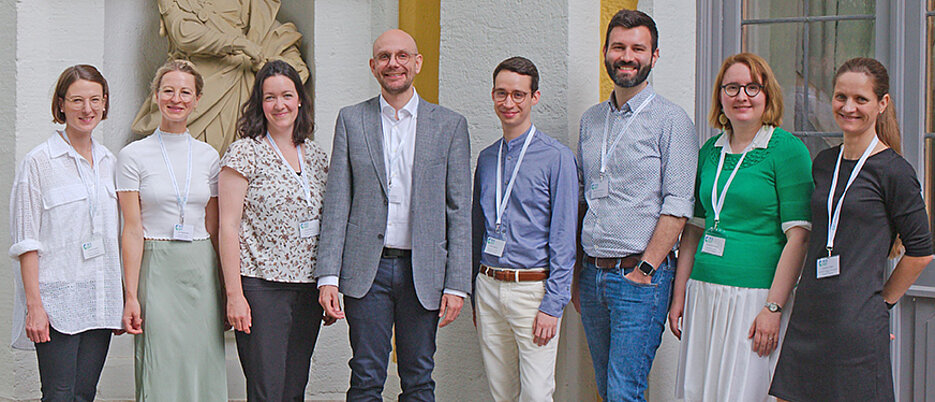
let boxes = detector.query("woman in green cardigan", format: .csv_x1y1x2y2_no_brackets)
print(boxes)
668,52,813,402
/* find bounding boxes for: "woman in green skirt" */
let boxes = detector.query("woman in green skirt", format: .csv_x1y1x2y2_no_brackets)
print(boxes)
116,60,227,401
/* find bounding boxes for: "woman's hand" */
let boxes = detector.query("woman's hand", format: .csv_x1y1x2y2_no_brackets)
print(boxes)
227,293,252,333
668,295,685,339
748,307,781,357
25,305,51,343
123,297,143,334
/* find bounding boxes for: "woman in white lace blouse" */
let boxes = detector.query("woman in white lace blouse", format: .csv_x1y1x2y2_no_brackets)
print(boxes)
116,60,226,401
8,65,123,401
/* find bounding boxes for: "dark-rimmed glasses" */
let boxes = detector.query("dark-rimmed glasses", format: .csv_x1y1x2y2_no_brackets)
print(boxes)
721,82,763,98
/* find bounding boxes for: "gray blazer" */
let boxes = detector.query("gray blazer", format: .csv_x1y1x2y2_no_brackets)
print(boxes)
315,96,472,310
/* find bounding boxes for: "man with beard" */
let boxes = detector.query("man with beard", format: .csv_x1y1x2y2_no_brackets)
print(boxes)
316,29,472,401
570,9,696,401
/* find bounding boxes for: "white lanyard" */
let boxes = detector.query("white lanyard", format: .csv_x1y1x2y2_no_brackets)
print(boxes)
826,136,879,256
156,130,192,225
600,93,655,174
266,133,311,206
386,115,416,186
495,126,536,232
710,137,751,230
60,132,101,234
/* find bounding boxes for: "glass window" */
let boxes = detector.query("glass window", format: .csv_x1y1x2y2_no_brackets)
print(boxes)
741,0,875,157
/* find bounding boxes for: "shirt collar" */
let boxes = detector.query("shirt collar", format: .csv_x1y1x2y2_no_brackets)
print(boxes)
714,125,775,152
502,125,535,151
379,88,420,121
48,130,111,162
607,84,655,114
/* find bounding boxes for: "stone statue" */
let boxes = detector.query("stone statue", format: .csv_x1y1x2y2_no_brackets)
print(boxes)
132,0,310,153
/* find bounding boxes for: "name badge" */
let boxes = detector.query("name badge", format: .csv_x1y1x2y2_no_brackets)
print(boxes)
816,255,840,279
484,236,506,257
299,219,320,238
589,178,609,199
172,224,194,242
700,230,726,257
81,236,105,260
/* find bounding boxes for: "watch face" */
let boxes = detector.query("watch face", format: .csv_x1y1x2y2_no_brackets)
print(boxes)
638,261,654,275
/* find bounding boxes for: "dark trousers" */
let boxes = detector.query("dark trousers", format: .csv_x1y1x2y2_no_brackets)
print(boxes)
344,256,440,402
34,327,112,402
235,276,324,402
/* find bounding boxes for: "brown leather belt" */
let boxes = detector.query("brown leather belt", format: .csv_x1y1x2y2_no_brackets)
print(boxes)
480,265,549,282
585,251,675,269
381,247,412,259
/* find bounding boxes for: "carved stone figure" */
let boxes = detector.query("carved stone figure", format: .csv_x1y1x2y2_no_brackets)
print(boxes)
132,0,310,153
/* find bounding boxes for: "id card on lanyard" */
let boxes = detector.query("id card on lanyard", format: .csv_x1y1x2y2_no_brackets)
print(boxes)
266,134,319,239
484,127,536,257
701,138,751,257
60,132,106,259
591,93,655,200
156,130,195,242
817,136,879,279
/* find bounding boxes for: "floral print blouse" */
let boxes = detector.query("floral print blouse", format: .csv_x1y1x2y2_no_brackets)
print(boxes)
221,137,328,283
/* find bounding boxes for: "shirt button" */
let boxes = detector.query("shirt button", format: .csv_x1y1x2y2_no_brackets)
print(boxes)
378,234,384,240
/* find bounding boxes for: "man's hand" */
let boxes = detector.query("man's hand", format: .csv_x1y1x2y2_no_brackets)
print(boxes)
318,285,345,320
438,294,464,327
624,269,652,285
532,311,558,346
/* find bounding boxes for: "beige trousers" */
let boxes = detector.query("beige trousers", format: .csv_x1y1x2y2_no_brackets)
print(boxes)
475,274,561,402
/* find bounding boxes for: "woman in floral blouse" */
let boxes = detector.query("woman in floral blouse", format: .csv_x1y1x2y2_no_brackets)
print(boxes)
218,60,332,400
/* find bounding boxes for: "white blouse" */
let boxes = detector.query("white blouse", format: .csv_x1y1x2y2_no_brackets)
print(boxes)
116,130,219,240
8,131,123,350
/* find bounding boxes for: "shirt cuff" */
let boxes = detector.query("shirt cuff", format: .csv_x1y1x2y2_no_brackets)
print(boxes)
316,275,339,288
688,217,706,229
782,220,812,232
443,289,467,299
660,196,694,219
538,296,566,318
9,239,42,259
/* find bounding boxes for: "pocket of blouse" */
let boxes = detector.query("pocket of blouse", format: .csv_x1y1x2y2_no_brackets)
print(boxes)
42,184,87,209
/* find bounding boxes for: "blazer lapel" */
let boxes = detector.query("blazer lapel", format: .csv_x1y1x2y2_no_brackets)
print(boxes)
412,99,436,197
362,97,389,196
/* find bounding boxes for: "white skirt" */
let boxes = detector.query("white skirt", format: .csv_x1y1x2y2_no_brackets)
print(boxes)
675,279,793,402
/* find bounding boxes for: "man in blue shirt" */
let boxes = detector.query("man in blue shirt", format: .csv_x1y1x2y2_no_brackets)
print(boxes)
471,56,578,401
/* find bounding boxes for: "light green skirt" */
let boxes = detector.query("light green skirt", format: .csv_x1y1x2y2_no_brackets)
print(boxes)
136,239,227,401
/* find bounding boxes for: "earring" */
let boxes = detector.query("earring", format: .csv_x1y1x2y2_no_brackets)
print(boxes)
298,104,302,108
718,113,728,125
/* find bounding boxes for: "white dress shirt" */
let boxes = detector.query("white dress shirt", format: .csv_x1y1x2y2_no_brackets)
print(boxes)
8,131,123,349
380,91,419,249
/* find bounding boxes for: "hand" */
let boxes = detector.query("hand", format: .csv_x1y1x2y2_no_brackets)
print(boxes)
438,294,464,328
227,293,252,333
112,329,126,336
624,269,652,285
318,285,345,320
570,279,581,313
668,295,684,339
25,305,51,343
532,311,558,346
122,298,144,335
748,307,781,357
322,314,338,326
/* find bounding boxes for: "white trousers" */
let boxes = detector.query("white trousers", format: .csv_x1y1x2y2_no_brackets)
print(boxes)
475,274,561,402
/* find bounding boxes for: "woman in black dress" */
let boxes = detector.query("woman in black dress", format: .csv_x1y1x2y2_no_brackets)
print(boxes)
770,58,933,401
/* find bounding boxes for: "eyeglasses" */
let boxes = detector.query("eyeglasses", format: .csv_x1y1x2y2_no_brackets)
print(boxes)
375,51,415,66
158,87,195,102
493,90,529,103
64,96,104,110
721,82,763,97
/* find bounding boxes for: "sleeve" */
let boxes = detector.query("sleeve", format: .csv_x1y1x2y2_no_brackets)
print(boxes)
540,147,579,317
308,142,329,215
577,121,587,205
690,139,711,229
115,147,141,192
314,110,353,279
9,157,44,258
220,139,255,181
886,158,933,257
471,163,485,287
207,148,220,197
443,115,473,294
659,108,698,218
775,134,814,231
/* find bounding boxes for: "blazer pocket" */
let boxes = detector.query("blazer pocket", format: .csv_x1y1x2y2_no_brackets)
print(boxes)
42,184,87,209
435,240,448,287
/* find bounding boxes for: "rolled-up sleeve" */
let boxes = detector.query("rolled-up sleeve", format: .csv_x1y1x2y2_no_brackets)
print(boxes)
659,109,697,219
9,158,44,258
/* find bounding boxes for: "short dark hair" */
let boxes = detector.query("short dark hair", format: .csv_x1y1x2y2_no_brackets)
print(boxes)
603,9,658,52
236,60,315,145
492,56,539,92
52,64,110,124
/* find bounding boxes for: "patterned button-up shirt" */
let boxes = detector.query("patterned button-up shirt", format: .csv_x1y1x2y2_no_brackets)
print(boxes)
577,85,697,257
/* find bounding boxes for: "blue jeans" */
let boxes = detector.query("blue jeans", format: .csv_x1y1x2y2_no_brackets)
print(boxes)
578,256,675,402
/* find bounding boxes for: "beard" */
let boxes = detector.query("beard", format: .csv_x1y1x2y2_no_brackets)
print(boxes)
604,59,652,88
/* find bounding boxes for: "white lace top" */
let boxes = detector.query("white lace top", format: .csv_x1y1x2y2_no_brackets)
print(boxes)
8,131,123,350
116,130,219,240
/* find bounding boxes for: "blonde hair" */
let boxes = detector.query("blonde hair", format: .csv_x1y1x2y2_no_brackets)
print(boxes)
708,53,784,131
150,59,204,96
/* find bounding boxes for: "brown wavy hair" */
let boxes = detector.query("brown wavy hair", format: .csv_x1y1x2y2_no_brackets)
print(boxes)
51,64,110,124
708,53,784,131
236,60,314,145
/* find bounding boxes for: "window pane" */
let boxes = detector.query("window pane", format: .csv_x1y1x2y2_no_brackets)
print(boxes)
743,0,804,20
808,0,874,17
925,12,934,248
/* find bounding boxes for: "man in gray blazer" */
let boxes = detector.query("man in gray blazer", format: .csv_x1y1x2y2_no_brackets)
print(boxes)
315,29,472,401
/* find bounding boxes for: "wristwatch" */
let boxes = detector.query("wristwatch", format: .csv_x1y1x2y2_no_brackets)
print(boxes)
636,260,656,276
764,302,782,313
